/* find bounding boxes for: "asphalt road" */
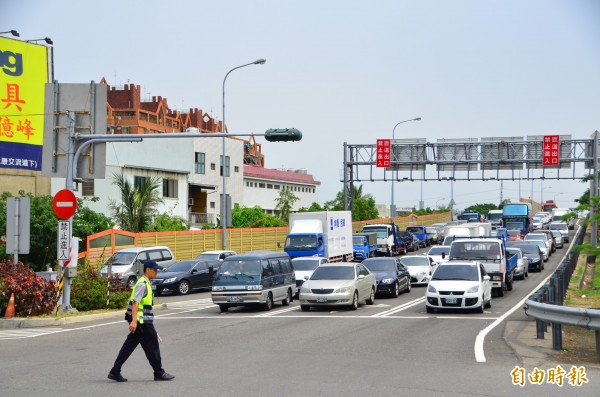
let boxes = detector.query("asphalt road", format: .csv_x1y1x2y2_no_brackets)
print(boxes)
1,234,598,396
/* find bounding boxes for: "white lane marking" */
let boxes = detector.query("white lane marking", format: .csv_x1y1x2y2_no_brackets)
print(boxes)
0,327,65,340
372,297,426,317
255,306,299,317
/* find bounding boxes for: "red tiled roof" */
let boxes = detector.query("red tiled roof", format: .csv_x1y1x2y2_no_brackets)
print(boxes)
244,165,320,185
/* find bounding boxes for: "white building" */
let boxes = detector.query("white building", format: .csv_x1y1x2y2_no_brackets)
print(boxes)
243,165,320,215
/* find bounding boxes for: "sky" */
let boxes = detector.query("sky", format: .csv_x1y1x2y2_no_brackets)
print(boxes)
3,0,599,211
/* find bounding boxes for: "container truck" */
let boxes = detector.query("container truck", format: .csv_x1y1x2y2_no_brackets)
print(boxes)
502,203,532,235
284,211,354,262
362,223,405,256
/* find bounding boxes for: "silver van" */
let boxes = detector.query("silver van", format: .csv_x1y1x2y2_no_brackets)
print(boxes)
99,246,175,289
211,251,295,312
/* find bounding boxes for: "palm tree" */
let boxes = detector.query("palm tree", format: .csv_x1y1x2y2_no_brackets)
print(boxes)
109,173,163,232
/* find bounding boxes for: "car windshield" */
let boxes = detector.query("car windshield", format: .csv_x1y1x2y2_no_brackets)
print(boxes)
428,247,450,256
507,230,521,237
529,240,547,250
406,227,423,234
352,236,365,245
551,231,562,239
549,223,567,230
219,260,261,276
166,261,195,273
197,253,218,260
292,259,321,271
362,260,395,272
362,226,388,239
399,256,430,266
284,235,317,250
432,265,479,281
525,234,546,241
449,241,501,260
104,252,136,266
511,244,539,255
310,266,355,280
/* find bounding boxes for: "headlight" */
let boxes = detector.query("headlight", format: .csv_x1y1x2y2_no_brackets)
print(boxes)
427,284,437,293
246,285,262,291
467,285,479,293
300,286,311,294
381,278,394,284
334,287,353,294
212,286,225,291
417,271,426,276
164,277,177,283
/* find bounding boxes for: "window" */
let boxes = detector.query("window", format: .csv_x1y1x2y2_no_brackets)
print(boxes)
211,163,216,171
267,184,273,189
220,155,230,177
81,180,94,196
274,184,280,190
234,166,239,173
259,183,265,188
210,202,215,209
195,152,205,174
163,179,178,198
246,182,251,187
134,176,147,190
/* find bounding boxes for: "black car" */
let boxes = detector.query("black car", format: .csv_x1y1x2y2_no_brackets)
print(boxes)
152,259,221,295
361,257,411,297
507,242,543,272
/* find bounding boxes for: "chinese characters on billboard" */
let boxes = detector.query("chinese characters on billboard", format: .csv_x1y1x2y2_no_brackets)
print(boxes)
542,135,560,167
0,37,49,171
376,139,390,168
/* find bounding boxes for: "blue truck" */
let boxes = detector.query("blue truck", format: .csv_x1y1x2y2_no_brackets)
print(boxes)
447,236,518,297
405,225,428,249
502,203,532,235
352,233,378,261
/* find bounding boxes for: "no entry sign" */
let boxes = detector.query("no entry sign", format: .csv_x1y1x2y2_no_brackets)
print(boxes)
52,189,77,219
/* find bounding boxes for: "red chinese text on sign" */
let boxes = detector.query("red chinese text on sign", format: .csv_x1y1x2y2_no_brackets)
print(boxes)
376,139,391,168
542,135,560,167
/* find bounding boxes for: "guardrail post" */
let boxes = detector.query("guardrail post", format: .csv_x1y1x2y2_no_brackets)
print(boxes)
541,288,548,333
596,331,600,363
552,322,562,351
536,318,545,339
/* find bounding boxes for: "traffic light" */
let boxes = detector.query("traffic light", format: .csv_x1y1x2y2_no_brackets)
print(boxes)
264,128,302,142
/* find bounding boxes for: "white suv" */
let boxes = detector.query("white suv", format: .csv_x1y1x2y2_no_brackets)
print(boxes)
100,246,175,289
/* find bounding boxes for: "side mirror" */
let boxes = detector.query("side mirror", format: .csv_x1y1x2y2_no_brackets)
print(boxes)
277,242,282,249
304,275,310,280
425,274,432,281
441,252,446,259
209,266,214,274
191,269,198,274
358,274,365,279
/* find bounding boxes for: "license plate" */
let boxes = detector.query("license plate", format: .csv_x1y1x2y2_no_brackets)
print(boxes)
316,297,327,303
227,296,241,303
446,297,457,304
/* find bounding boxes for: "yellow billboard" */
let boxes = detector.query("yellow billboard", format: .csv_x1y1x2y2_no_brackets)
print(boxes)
0,37,49,171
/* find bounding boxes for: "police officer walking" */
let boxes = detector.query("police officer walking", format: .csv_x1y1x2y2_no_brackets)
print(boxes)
108,260,175,382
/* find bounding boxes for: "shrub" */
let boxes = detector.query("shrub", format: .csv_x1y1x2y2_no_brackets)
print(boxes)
70,263,130,311
0,260,57,317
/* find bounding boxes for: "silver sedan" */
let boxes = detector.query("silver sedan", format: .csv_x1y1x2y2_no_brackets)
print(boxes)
299,263,376,311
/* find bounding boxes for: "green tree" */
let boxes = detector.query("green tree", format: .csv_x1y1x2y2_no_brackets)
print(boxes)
231,205,285,228
149,213,188,231
109,174,163,232
298,202,324,212
0,192,114,270
321,184,379,221
464,203,499,216
274,187,299,222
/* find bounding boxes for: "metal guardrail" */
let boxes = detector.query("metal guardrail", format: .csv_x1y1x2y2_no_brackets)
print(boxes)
523,223,600,362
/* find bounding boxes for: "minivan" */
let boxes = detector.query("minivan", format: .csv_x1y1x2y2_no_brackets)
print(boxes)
99,246,176,289
211,251,295,312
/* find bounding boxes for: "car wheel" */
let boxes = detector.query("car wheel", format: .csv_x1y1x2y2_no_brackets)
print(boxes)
525,268,528,278
300,305,310,312
506,278,513,291
154,288,162,297
263,293,273,311
485,295,492,309
405,279,411,293
366,288,375,305
219,305,229,313
127,277,136,290
178,280,190,295
426,305,434,313
281,289,291,306
477,300,485,313
391,282,399,298
496,287,504,298
350,291,358,310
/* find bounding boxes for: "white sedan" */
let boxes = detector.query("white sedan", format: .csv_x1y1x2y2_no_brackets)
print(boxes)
425,246,450,266
399,255,436,285
425,261,492,313
299,263,376,311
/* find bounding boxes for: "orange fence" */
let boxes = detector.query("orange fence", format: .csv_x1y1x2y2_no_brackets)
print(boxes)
83,211,452,268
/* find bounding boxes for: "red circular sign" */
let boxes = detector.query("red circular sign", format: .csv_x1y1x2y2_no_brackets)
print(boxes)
52,189,77,219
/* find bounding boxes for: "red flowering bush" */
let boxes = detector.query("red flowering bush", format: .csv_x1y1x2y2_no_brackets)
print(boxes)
0,260,57,317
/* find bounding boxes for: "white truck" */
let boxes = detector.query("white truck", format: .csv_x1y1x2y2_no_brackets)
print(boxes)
361,223,404,256
284,211,354,262
550,208,570,222
442,223,492,245
447,238,518,297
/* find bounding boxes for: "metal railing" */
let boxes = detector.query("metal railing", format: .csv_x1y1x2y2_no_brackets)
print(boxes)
523,224,600,361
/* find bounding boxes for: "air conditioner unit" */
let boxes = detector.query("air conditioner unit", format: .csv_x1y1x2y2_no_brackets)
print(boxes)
188,198,194,206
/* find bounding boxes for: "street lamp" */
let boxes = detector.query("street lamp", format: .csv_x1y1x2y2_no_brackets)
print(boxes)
221,58,266,249
26,37,53,45
390,117,421,220
0,30,20,37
